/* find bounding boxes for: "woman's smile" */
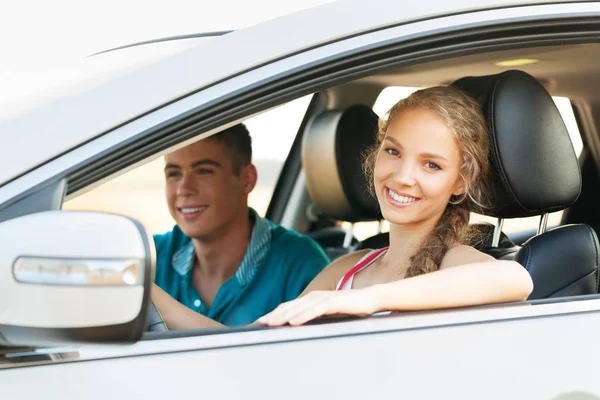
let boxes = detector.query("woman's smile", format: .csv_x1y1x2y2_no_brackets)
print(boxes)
385,187,421,208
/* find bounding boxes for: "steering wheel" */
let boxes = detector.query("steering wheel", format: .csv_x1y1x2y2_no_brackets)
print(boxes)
146,301,168,332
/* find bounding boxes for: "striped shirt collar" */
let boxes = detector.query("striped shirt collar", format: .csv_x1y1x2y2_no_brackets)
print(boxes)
171,209,272,286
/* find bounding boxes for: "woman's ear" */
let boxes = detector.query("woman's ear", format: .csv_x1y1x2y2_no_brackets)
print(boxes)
452,176,466,197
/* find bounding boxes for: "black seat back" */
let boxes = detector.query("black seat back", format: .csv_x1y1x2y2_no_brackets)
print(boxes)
515,225,599,298
454,70,599,299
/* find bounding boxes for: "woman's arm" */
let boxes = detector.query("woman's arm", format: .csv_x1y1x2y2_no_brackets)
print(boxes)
258,248,533,326
368,258,533,312
151,284,225,330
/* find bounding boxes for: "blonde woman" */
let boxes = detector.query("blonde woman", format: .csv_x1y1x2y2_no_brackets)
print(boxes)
258,86,533,327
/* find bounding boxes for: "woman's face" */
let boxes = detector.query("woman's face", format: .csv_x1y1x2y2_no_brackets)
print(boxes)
374,106,464,229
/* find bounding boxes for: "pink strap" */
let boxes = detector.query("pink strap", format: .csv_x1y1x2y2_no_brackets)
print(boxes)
336,247,389,290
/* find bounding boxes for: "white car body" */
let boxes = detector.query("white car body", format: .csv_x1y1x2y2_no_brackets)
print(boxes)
2,1,600,398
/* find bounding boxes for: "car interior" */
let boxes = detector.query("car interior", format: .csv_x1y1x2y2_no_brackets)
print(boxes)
279,44,600,303
68,41,600,334
300,69,599,301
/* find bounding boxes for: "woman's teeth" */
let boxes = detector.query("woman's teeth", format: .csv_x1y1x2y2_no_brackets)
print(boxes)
388,189,417,203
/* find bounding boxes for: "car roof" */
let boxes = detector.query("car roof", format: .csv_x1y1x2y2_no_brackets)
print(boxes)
0,0,548,187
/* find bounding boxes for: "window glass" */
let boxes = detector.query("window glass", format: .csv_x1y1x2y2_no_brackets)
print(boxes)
63,96,312,234
372,86,421,117
353,220,390,241
246,96,312,216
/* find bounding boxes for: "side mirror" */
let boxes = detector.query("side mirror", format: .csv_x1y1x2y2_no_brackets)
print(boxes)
0,211,153,347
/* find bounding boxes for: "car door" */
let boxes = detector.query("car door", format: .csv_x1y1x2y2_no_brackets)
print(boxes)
3,1,600,398
4,298,600,399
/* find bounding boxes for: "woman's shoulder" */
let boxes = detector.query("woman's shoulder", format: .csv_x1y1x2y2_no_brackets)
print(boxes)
440,245,495,269
324,248,375,278
334,248,376,269
299,248,375,294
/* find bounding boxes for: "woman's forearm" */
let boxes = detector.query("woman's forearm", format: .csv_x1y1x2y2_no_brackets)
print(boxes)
151,284,225,330
366,260,533,312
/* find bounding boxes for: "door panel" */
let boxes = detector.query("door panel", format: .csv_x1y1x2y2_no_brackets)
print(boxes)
2,310,598,399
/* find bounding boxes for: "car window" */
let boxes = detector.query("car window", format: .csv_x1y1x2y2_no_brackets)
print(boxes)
63,96,311,234
350,86,585,240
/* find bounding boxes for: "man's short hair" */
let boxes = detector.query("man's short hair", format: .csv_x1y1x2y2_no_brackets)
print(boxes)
209,124,252,175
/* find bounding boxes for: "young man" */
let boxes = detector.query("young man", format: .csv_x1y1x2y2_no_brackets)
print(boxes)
152,124,330,328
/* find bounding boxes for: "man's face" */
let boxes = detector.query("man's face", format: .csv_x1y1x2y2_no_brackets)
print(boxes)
164,139,256,241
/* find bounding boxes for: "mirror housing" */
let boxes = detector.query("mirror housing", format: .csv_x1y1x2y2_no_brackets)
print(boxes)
0,211,153,347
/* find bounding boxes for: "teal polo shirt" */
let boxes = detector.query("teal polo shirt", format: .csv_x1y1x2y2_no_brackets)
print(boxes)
153,211,330,326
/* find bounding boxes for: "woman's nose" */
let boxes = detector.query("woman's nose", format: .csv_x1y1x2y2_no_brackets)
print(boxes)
392,161,417,186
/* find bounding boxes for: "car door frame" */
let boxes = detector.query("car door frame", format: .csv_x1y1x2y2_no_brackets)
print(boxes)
3,1,600,371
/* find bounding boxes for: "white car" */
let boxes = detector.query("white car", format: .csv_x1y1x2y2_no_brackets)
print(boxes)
2,1,600,398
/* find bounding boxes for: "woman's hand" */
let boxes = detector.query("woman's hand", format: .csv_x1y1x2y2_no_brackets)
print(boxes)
257,289,380,327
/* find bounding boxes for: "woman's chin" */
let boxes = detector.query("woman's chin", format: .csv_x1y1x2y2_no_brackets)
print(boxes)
380,209,416,226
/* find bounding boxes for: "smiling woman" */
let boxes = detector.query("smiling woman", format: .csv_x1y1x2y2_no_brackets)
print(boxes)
364,86,585,242
258,86,533,326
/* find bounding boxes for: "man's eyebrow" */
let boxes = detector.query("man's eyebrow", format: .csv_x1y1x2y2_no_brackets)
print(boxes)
191,159,222,168
164,159,222,170
164,163,180,170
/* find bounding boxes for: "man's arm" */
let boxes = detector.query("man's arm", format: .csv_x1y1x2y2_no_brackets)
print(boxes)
151,284,225,330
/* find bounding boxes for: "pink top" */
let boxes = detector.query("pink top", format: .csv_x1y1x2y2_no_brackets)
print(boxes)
336,247,391,316
336,247,389,290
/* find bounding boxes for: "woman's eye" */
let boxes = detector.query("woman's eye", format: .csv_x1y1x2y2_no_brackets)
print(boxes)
384,148,399,156
425,162,441,171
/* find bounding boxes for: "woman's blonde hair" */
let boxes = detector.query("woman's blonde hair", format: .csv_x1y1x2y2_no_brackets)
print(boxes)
363,86,491,278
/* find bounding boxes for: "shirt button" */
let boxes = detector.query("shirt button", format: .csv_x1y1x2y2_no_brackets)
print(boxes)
193,299,201,308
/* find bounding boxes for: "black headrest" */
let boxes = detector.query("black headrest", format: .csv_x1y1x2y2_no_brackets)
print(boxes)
515,224,600,299
302,105,381,222
453,70,581,218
